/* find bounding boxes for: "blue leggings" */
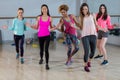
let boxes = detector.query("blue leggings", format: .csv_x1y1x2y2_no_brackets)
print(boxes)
65,34,79,58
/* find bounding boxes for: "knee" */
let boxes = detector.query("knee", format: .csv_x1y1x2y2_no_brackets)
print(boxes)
97,44,100,49
20,46,23,49
68,46,72,50
45,49,49,53
75,47,79,52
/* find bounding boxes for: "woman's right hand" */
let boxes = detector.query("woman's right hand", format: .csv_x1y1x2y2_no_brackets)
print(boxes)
98,27,108,32
2,25,8,29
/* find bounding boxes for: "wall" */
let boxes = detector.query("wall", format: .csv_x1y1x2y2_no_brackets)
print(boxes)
0,0,77,41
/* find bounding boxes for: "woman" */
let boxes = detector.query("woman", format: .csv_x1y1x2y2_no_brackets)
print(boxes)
2,8,30,64
31,4,55,70
94,4,118,65
56,4,80,66
79,3,98,72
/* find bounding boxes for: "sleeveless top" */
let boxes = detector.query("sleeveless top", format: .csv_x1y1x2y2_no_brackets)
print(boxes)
81,14,97,37
38,16,50,37
63,15,76,35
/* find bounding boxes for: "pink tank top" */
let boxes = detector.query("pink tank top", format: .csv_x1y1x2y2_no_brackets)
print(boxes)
38,16,50,37
63,15,76,35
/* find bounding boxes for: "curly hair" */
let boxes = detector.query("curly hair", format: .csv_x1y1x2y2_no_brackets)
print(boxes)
58,4,69,13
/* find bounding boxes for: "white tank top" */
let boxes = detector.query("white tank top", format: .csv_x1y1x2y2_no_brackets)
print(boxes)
81,14,97,37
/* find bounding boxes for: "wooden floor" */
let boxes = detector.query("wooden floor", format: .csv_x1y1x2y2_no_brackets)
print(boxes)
0,41,120,80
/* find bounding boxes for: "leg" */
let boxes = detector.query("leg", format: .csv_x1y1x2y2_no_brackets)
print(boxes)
38,37,45,64
89,35,97,62
71,35,79,57
66,34,72,58
19,35,25,64
100,38,108,60
65,34,72,65
100,37,109,65
82,36,90,72
45,36,50,70
14,35,20,59
82,36,90,65
14,35,20,54
20,35,24,57
97,39,103,55
67,35,79,62
45,36,50,65
94,30,103,59
99,31,109,65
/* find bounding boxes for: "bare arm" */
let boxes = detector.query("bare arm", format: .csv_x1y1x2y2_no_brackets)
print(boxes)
71,14,81,30
31,17,40,30
49,17,56,31
54,18,64,32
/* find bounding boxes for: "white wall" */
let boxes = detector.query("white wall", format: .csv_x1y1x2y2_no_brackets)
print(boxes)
0,0,77,17
87,0,120,15
0,0,77,42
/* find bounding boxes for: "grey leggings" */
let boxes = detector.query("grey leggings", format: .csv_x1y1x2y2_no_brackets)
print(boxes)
82,35,96,63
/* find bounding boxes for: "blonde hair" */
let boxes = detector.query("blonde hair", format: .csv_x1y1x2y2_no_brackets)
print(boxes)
58,4,69,13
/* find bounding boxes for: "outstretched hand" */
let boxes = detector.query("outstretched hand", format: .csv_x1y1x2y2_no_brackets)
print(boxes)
113,23,120,27
25,22,31,27
2,25,8,29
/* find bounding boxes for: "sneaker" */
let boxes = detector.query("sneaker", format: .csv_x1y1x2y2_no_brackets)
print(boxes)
84,66,90,72
16,53,19,59
87,62,91,67
21,58,24,64
101,60,108,65
94,55,103,59
65,60,72,66
70,59,73,63
46,64,50,70
39,59,43,64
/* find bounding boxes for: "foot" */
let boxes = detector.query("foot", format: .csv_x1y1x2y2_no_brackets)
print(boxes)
101,60,108,65
87,62,91,67
94,55,103,59
39,59,43,64
16,53,19,59
21,58,24,64
65,61,72,66
70,59,73,63
84,66,90,72
46,64,50,70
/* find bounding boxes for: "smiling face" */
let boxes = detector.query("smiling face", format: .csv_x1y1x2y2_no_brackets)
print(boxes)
100,6,106,14
17,10,24,17
41,6,48,15
60,9,67,17
82,6,89,16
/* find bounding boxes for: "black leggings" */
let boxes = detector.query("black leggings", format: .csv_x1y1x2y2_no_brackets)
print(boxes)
38,35,50,64
14,35,24,57
82,35,96,63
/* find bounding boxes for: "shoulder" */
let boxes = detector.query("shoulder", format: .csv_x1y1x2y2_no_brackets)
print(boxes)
58,18,64,23
91,13,96,19
69,14,75,18
49,16,52,21
13,18,17,21
107,15,111,19
37,16,40,21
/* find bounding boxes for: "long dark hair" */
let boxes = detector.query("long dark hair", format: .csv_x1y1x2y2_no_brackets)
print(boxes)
96,4,108,21
41,4,50,16
80,3,90,29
